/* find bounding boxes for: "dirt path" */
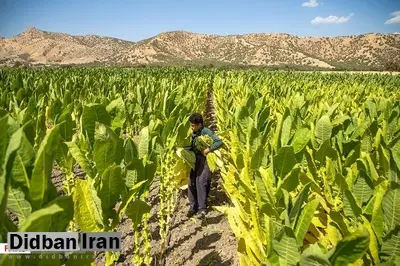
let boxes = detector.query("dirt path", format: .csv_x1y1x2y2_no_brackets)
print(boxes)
159,80,238,266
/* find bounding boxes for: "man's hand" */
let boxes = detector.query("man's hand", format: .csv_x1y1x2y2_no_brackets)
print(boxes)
202,147,211,156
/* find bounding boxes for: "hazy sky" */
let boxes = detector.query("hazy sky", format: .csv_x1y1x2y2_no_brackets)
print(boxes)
0,0,399,41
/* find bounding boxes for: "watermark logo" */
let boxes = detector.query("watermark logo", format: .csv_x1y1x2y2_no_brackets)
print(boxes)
5,232,121,252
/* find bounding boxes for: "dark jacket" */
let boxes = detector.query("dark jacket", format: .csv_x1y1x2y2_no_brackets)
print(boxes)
186,126,223,155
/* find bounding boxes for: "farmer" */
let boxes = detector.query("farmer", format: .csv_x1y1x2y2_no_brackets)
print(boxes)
185,113,223,218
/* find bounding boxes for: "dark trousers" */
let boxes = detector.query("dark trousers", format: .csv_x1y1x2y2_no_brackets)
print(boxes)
188,154,211,210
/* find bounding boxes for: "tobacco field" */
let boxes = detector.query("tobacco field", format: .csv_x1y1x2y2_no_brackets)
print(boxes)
1,68,400,266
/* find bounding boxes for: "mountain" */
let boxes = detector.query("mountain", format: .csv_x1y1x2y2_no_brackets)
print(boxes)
1,26,399,70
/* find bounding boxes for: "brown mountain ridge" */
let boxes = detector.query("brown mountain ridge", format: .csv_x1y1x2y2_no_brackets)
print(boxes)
1,26,399,70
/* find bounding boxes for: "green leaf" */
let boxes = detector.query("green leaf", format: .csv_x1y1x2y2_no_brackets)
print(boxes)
0,127,24,238
125,159,145,189
30,124,60,211
106,97,126,130
361,216,380,265
289,182,312,225
81,103,111,148
57,104,74,142
46,196,74,232
315,115,332,146
274,146,297,179
97,164,124,222
328,228,370,266
382,183,400,233
10,131,34,188
138,127,149,159
7,187,31,224
343,189,362,218
294,199,320,246
93,123,123,176
124,138,138,163
335,173,348,193
65,139,94,178
281,112,293,147
251,146,265,170
353,176,373,206
126,199,151,229
18,203,64,232
0,116,11,168
300,244,331,266
72,179,103,232
273,226,301,266
392,138,400,172
144,159,157,186
281,167,300,193
315,140,337,165
291,128,311,154
381,226,400,263
372,181,388,241
118,180,148,217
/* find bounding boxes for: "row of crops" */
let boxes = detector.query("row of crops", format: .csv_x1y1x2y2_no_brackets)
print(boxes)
213,71,400,265
1,68,400,266
0,67,212,265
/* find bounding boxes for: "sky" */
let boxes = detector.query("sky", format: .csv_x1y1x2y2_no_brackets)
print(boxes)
0,0,399,41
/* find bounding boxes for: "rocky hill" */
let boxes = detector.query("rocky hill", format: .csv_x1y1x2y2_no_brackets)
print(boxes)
1,27,399,70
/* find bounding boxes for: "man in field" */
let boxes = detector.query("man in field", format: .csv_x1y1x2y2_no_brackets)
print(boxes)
185,113,223,218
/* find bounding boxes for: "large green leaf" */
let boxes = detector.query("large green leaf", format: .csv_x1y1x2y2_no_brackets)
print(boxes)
294,199,320,246
124,138,139,164
381,226,400,263
18,203,64,232
0,116,11,172
81,103,111,148
0,127,24,240
97,164,124,222
30,124,60,211
328,228,369,266
93,123,123,176
46,196,74,232
125,199,151,229
106,97,126,130
273,226,301,266
343,189,362,218
118,180,148,217
6,132,34,224
72,179,103,232
281,112,293,147
372,181,388,241
10,131,34,188
125,159,145,189
57,104,73,142
274,146,297,179
382,183,400,233
291,128,311,154
7,187,31,224
353,176,373,206
65,139,94,178
361,216,380,265
392,138,400,172
138,126,149,159
289,182,311,225
300,244,331,266
280,167,300,193
315,140,337,165
315,115,332,146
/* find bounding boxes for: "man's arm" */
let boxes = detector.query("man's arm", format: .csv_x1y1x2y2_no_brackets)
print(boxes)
203,128,223,151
